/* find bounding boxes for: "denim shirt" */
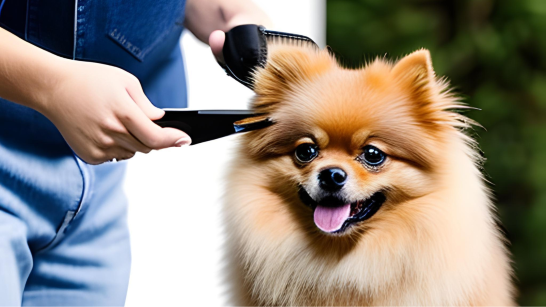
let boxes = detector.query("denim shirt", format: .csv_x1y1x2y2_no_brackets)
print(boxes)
0,0,188,106
0,0,187,252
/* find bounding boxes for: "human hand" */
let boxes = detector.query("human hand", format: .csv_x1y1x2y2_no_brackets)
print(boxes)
39,59,191,165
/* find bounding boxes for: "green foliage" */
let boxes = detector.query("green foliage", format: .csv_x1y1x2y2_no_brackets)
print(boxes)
327,0,546,304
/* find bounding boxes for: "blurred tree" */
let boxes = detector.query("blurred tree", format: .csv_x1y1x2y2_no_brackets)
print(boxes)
327,0,546,304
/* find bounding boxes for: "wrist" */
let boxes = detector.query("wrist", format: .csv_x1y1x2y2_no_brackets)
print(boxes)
30,56,72,116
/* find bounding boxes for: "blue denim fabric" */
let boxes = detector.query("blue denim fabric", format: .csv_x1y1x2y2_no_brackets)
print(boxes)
0,0,187,305
0,1,6,16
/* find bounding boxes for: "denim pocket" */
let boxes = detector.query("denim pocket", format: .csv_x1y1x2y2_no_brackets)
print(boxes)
106,0,185,61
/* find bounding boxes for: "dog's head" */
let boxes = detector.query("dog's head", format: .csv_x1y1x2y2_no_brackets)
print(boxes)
241,43,469,236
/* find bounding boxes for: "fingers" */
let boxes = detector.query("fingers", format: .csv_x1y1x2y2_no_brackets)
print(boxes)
115,132,152,154
86,117,152,164
209,30,225,63
96,114,153,154
126,80,164,121
120,99,192,149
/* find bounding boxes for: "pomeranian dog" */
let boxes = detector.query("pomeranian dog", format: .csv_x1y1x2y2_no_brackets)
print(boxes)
223,43,515,305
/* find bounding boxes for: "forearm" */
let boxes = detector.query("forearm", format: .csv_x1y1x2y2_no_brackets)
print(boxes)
184,0,272,44
0,27,66,113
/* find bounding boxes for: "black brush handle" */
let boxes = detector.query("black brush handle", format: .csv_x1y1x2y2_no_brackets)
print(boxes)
221,24,317,89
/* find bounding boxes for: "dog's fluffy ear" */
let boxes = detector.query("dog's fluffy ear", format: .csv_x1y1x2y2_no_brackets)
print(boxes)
391,49,436,100
391,49,455,126
251,43,332,111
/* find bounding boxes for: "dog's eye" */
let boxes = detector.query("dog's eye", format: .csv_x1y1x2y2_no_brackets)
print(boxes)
362,145,386,166
295,143,319,163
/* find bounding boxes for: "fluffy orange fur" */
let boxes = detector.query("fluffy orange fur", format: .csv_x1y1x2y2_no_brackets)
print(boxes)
223,43,515,305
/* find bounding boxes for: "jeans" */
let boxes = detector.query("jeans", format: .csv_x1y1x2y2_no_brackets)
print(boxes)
0,130,131,305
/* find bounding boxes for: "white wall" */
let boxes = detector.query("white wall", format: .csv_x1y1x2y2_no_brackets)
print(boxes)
124,1,325,305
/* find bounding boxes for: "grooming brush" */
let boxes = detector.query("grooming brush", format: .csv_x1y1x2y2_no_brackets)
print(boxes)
220,24,318,89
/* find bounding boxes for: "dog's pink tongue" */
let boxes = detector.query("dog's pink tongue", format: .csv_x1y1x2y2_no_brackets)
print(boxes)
313,204,351,233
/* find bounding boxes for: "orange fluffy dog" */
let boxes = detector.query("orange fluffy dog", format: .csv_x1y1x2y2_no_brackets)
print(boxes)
223,43,515,305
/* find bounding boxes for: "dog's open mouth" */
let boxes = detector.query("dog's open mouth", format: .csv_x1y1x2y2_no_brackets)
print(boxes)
298,188,386,233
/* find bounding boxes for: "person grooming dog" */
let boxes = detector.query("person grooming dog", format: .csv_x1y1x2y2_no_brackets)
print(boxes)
0,0,270,305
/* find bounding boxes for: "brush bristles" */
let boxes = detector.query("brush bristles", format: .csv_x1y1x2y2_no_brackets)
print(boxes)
262,29,319,49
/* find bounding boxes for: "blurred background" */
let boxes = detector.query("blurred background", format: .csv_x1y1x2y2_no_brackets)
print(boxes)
327,0,546,304
125,0,545,305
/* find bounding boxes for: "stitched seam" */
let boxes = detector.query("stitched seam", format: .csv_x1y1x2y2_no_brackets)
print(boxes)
74,0,87,59
24,0,29,40
72,0,78,59
107,24,176,61
0,0,6,16
35,211,75,254
72,155,87,217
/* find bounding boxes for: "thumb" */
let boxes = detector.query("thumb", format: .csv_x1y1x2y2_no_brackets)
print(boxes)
122,103,192,149
157,127,192,148
127,83,165,121
209,30,225,63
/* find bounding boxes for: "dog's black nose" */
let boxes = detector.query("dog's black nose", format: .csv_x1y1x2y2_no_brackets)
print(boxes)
318,168,347,191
